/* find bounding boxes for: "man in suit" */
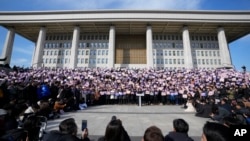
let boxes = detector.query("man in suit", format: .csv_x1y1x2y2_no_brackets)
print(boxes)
164,118,194,141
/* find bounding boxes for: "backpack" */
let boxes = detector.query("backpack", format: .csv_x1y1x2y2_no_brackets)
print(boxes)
37,84,51,100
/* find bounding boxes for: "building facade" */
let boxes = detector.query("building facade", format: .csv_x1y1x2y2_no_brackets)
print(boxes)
0,10,250,69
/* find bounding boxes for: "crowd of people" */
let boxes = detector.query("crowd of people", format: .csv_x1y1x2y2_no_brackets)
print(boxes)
41,116,231,141
0,66,249,140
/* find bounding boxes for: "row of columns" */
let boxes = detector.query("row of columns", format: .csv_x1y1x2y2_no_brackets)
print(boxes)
1,26,232,69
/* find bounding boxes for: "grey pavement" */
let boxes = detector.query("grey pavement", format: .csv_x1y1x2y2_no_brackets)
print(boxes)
45,104,210,141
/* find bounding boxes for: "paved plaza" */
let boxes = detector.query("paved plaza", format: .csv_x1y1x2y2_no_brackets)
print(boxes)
46,104,210,141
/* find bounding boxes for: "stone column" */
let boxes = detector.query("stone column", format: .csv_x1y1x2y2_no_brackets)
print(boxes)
217,27,232,67
146,26,153,68
108,26,115,68
31,43,37,66
69,26,80,69
1,28,15,65
182,26,193,69
33,27,46,68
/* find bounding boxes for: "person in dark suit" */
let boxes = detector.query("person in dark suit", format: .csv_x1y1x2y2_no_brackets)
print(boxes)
219,98,232,113
210,105,231,122
43,118,90,141
194,99,212,118
164,118,193,141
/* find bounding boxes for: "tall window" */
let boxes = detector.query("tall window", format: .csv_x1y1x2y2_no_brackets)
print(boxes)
177,59,180,64
169,59,172,64
197,51,200,56
173,59,176,64
165,59,168,64
165,50,168,56
181,51,184,56
201,51,204,56
217,51,220,57
85,58,89,64
218,59,221,65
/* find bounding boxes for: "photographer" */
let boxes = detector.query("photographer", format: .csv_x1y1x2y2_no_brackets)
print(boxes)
43,118,90,141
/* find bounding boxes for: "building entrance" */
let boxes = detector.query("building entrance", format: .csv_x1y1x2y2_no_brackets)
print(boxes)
115,35,146,64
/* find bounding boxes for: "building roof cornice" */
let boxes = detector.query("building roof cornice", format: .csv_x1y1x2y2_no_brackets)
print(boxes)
1,9,250,15
0,9,249,43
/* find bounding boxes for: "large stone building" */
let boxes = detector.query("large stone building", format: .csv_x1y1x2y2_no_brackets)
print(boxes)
0,10,250,69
